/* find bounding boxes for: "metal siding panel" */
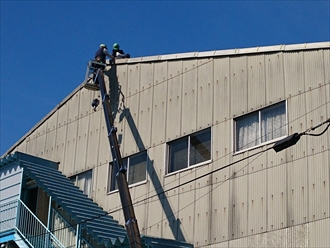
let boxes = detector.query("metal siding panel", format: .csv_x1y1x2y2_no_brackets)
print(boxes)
54,103,68,172
35,125,47,157
75,116,89,171
138,87,153,150
287,158,308,226
131,184,148,233
230,153,249,178
210,241,229,247
213,121,231,169
248,169,267,236
78,88,93,119
305,85,328,156
324,49,330,85
247,55,266,111
105,191,123,225
36,117,48,138
229,175,248,240
26,130,37,155
162,173,180,240
146,145,165,238
211,120,232,170
63,120,78,175
115,64,128,97
304,50,326,89
122,64,141,156
110,65,127,160
182,59,198,135
287,95,307,159
127,64,140,96
166,60,183,141
230,56,248,118
44,111,58,161
62,94,80,174
151,77,167,146
267,164,287,231
151,63,168,146
57,101,69,127
194,165,212,247
97,113,111,165
309,218,330,247
266,228,288,247
55,125,68,173
248,232,267,247
122,94,140,156
94,164,108,209
16,140,27,153
247,148,268,173
178,169,195,243
283,52,305,98
140,63,154,90
213,57,230,124
153,61,168,87
228,236,248,247
287,224,308,247
138,63,154,149
67,92,80,123
308,152,330,221
86,109,102,168
112,64,128,154
138,63,154,150
197,58,213,129
265,53,285,105
211,165,230,243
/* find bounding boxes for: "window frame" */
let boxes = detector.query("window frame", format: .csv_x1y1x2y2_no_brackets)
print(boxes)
166,127,212,175
107,150,148,193
234,101,287,153
69,169,93,199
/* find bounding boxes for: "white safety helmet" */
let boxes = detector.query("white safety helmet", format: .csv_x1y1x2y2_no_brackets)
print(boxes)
100,44,107,48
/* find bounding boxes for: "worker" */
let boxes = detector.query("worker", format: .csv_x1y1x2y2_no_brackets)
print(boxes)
95,43,113,64
112,43,130,59
92,44,113,83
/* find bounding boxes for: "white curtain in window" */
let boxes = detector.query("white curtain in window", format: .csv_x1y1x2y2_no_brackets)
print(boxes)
236,114,259,151
261,103,286,142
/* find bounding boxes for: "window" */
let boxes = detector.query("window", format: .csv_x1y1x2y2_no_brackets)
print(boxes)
235,101,287,152
108,151,147,192
70,170,93,199
167,128,211,173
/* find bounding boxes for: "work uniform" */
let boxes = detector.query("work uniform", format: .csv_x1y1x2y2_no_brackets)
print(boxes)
93,47,112,83
95,47,112,63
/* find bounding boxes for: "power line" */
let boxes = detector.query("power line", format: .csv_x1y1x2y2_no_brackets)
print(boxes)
4,56,330,245
6,108,330,247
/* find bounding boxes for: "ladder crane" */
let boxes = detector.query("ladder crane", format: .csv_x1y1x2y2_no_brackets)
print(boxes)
84,60,143,248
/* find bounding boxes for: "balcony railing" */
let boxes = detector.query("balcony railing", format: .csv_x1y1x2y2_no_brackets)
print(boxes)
0,199,65,248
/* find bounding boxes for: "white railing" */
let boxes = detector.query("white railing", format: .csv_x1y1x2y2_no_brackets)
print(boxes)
0,199,65,248
50,208,93,248
0,200,18,233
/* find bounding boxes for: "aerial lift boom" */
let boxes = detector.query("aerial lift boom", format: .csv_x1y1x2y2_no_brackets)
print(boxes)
84,61,143,248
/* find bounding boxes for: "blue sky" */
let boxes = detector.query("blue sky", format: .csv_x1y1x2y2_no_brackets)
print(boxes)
1,0,329,156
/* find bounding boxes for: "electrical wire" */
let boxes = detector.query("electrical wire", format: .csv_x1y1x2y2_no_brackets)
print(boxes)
4,57,330,245
5,113,330,246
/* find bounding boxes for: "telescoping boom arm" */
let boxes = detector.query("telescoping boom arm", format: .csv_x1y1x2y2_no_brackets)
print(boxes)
85,61,143,248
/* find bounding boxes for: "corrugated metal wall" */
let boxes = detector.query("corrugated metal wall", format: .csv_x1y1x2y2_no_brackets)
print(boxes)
11,44,330,247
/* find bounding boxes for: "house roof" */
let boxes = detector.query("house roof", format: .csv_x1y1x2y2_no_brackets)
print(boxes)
0,152,193,247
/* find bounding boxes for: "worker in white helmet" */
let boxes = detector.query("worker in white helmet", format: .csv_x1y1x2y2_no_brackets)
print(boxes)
95,44,113,64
